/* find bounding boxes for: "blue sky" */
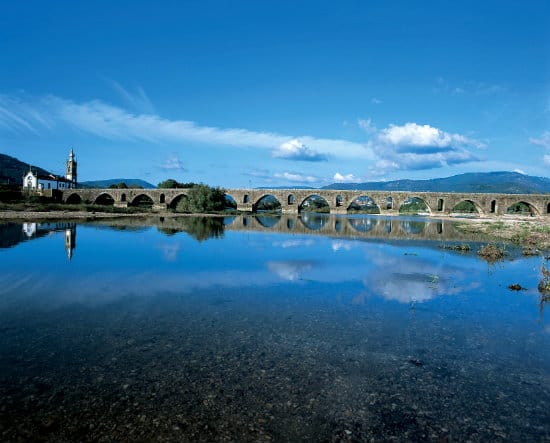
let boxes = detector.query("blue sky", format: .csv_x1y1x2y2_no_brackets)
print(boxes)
1,1,549,188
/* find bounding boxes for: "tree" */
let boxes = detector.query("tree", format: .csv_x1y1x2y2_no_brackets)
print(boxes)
175,184,227,213
158,179,181,189
158,179,198,189
109,182,128,189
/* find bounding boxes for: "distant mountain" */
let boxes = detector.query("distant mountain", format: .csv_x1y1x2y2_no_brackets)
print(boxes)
256,186,316,190
0,153,156,188
80,179,156,189
322,172,550,194
0,153,52,184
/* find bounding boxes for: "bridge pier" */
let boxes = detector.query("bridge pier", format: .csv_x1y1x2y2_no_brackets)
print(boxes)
330,207,347,215
281,205,298,214
237,203,253,212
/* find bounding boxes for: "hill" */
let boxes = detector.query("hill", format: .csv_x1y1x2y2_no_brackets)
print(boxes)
322,172,550,194
0,153,156,188
80,179,156,189
0,153,52,184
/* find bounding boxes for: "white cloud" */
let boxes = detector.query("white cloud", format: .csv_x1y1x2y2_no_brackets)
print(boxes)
371,97,382,104
529,131,550,149
513,168,526,175
530,132,550,166
433,78,506,96
272,139,327,161
273,172,320,183
0,93,374,161
333,172,357,183
160,153,186,171
106,79,156,114
0,95,48,135
367,122,483,174
357,118,376,134
378,122,485,150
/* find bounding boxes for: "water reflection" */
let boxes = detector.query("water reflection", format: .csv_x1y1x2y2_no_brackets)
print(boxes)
267,260,314,281
157,216,225,241
256,215,281,228
0,215,549,442
299,212,330,230
365,250,476,304
348,216,378,233
400,219,425,234
0,221,76,259
0,215,485,258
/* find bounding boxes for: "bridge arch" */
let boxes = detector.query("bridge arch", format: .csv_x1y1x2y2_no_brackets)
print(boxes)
66,193,82,204
253,194,282,212
506,201,539,216
224,193,237,210
94,192,115,205
398,196,432,214
547,202,550,214
450,199,483,216
168,194,188,210
347,195,381,214
130,194,154,208
287,194,295,205
299,194,330,213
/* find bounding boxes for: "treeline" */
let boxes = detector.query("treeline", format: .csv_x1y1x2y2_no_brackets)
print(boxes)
157,179,198,189
108,182,144,189
158,179,232,213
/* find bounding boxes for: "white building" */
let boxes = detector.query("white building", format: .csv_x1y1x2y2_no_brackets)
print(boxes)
22,149,78,191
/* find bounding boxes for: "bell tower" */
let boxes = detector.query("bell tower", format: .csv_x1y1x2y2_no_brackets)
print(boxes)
66,148,77,187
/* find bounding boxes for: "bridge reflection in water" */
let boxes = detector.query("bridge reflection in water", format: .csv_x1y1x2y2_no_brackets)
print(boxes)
222,214,465,241
0,214,484,262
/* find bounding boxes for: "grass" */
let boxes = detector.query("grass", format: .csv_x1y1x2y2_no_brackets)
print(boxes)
477,244,506,262
0,201,153,214
455,220,550,251
439,243,471,252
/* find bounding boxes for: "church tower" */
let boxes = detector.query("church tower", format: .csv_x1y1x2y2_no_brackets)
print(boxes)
66,148,77,187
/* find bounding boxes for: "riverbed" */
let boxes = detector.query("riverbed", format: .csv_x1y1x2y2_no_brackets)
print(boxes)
0,214,549,441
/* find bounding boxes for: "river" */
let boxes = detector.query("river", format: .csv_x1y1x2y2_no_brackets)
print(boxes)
0,214,549,441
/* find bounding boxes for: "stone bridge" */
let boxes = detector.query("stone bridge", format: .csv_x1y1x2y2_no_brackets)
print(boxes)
61,188,550,216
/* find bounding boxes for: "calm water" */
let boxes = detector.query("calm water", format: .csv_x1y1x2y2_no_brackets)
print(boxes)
0,215,549,442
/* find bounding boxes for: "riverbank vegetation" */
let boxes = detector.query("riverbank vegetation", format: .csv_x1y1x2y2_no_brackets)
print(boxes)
173,184,231,213
456,219,550,250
